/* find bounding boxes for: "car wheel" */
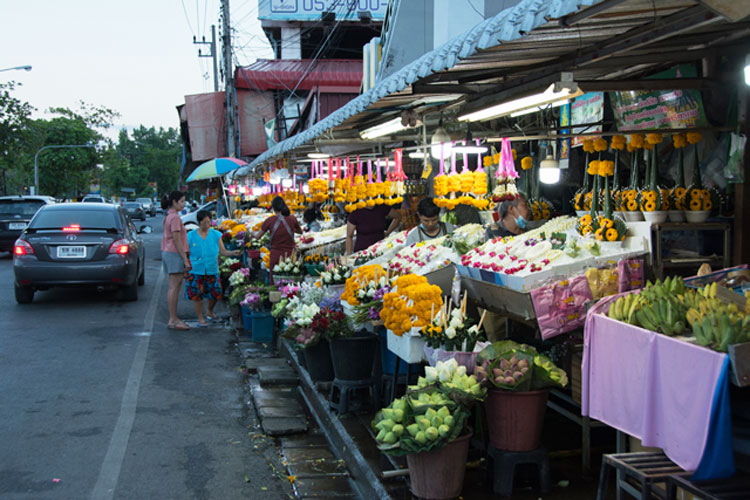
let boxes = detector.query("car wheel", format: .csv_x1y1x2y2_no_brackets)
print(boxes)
120,279,138,301
138,262,145,286
14,283,34,304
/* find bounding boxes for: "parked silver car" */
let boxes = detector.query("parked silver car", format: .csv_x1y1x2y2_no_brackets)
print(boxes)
136,197,155,217
13,203,148,303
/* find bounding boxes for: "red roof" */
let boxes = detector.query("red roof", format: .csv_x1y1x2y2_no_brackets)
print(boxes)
235,59,362,93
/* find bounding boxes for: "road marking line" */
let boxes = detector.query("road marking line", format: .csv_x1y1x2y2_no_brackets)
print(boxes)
90,267,165,500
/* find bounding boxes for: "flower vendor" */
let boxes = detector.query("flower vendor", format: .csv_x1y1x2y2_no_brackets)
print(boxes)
303,207,322,232
345,203,401,255
486,194,530,239
404,197,455,246
250,196,303,283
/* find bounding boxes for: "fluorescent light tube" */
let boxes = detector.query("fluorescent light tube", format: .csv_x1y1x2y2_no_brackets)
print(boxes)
510,98,570,118
360,117,407,139
459,84,582,122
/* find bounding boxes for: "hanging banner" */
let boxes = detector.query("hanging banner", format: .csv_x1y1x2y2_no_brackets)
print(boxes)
559,102,571,170
571,92,604,146
610,65,708,131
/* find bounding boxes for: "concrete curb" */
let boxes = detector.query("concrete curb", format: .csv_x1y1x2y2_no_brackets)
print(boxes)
280,339,392,500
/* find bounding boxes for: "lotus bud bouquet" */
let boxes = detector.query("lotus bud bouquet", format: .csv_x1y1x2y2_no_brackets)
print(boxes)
319,264,351,286
422,293,487,352
371,359,485,455
473,340,568,392
442,223,486,256
273,256,303,276
351,274,392,325
341,264,387,306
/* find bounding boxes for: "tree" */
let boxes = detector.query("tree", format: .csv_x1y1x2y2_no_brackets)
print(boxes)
0,82,34,194
116,125,181,196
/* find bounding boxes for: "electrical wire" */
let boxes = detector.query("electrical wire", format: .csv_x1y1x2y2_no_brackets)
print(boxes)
181,0,196,36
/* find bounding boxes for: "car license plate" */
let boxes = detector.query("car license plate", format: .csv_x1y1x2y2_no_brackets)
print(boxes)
57,246,86,258
9,222,26,230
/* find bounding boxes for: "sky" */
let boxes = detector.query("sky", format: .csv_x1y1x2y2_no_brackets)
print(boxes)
1,0,274,139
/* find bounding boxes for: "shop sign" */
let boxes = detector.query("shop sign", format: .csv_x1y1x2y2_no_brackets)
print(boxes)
559,102,570,169
571,92,604,146
260,0,388,21
610,65,708,131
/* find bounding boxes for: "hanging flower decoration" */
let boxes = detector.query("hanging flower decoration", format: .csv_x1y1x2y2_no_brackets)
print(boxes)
629,134,645,150
582,139,595,154
610,135,626,151
307,178,329,203
593,138,608,152
673,133,687,149
646,133,664,145
521,156,533,170
598,161,615,177
686,132,702,144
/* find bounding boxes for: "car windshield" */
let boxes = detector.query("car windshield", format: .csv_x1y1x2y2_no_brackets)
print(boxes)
0,200,45,217
136,199,151,204
30,209,120,230
125,203,141,208
82,198,103,202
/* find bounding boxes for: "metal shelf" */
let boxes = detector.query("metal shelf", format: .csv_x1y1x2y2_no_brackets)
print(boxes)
651,222,731,279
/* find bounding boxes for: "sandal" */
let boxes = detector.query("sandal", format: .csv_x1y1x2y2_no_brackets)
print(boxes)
168,322,190,331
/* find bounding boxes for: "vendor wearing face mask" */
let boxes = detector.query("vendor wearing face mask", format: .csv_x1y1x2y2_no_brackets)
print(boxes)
404,197,455,246
486,194,530,239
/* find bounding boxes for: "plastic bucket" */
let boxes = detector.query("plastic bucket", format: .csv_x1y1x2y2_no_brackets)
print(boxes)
485,389,549,451
240,305,254,332
379,329,407,376
329,333,377,381
302,340,335,382
250,311,274,343
406,432,472,500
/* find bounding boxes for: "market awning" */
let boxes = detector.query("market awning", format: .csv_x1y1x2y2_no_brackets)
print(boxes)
235,59,363,93
233,0,750,177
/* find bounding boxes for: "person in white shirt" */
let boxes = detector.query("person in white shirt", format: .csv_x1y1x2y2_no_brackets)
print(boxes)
404,198,455,246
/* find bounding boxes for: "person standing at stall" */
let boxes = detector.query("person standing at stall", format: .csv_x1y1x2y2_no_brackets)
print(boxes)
161,191,191,330
251,196,303,283
345,203,400,255
404,197,455,246
186,210,242,326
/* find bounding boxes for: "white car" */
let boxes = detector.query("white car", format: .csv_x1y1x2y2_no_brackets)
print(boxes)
180,201,216,229
136,197,155,217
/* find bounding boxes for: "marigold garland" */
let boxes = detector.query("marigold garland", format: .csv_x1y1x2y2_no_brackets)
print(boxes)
341,264,387,305
380,274,443,336
521,157,533,170
686,132,702,144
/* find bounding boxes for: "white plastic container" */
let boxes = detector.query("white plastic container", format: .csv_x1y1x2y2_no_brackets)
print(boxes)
386,328,426,363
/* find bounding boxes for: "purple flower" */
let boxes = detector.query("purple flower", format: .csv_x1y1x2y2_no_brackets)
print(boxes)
372,286,390,301
235,231,246,241
320,296,343,312
367,307,380,320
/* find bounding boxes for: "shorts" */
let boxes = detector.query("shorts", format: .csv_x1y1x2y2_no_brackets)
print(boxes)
185,273,223,301
162,251,185,274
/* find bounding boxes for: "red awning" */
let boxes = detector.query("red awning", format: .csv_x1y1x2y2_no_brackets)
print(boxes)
235,59,362,93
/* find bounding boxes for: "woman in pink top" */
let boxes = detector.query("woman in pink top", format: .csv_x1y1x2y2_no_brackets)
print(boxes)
161,191,191,330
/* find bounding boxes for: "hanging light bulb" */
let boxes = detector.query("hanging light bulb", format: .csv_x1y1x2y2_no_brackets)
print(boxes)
430,124,452,159
539,142,560,184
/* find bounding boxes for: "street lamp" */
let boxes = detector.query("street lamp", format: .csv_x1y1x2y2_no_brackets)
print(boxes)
34,144,97,195
0,65,32,73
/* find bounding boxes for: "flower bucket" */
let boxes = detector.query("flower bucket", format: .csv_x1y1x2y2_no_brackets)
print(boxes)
329,332,378,381
240,305,254,332
685,210,710,223
250,310,274,343
668,210,686,222
406,432,472,500
623,211,644,222
485,389,549,451
379,329,408,376
302,340,335,382
386,328,425,364
642,210,668,224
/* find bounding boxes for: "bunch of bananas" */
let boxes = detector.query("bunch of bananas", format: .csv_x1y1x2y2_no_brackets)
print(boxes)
607,276,688,336
685,283,750,352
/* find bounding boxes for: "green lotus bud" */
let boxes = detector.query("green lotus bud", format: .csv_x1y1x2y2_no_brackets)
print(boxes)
431,416,443,427
415,431,427,444
407,423,420,437
418,418,431,430
425,426,439,441
437,406,450,419
383,431,397,444
379,419,395,431
392,424,404,437
443,415,454,427
438,424,450,437
425,408,437,420
381,408,394,419
376,429,386,441
393,409,404,422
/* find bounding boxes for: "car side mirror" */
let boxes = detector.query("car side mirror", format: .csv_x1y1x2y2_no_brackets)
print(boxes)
138,225,152,234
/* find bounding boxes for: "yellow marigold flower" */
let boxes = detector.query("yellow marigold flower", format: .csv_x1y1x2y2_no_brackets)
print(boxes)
629,134,644,149
643,142,655,150
580,214,592,226
673,187,686,199
644,200,656,212
611,135,626,150
587,160,600,175
673,133,687,149
627,200,638,211
582,139,595,153
686,132,702,144
689,199,701,211
646,133,663,145
703,200,712,211
581,226,592,236
689,189,701,200
606,228,618,241
594,138,608,152
483,156,492,167
521,156,533,170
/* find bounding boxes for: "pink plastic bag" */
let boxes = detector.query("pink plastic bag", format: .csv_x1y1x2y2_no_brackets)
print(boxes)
618,259,644,293
531,275,593,340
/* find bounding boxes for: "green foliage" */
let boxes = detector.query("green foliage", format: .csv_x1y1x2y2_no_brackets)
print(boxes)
0,82,35,195
117,126,181,197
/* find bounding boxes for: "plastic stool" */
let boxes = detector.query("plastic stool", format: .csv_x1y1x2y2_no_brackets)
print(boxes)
329,378,379,415
487,445,550,497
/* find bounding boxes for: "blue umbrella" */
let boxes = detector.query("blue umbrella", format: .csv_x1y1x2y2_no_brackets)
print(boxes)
186,157,248,182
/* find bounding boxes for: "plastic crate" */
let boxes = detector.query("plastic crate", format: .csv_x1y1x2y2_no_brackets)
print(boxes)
379,329,408,375
684,264,749,294
240,305,254,332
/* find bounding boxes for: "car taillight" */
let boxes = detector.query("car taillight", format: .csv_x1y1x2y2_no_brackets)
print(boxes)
14,239,34,256
62,224,81,232
109,239,131,255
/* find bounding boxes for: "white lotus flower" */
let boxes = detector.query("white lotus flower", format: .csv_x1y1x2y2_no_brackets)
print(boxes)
273,265,281,272
468,325,479,334
333,273,341,281
445,326,456,339
379,276,386,287
367,288,375,298
424,366,438,383
449,318,462,329
456,366,467,377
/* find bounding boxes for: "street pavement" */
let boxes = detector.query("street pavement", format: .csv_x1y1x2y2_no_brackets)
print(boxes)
0,215,293,499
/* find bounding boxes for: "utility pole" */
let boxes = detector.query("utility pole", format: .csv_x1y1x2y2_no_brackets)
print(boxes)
193,25,218,92
221,0,236,158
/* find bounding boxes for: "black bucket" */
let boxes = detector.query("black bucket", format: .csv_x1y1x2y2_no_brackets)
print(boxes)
302,340,334,382
329,332,378,381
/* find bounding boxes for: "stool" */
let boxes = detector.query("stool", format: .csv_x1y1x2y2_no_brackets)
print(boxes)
486,445,550,497
329,377,379,415
668,473,750,500
597,452,683,500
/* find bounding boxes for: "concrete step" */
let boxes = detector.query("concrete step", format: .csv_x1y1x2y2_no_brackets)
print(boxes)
258,366,300,387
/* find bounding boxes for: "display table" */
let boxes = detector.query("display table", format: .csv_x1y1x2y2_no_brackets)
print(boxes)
581,294,735,480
